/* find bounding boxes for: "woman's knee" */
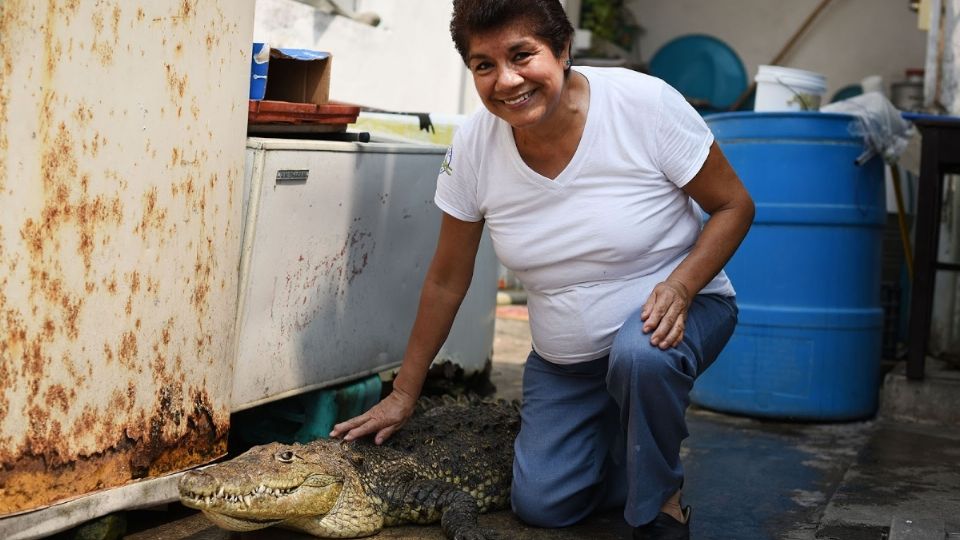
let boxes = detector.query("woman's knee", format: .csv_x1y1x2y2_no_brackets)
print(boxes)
511,478,594,528
609,330,689,384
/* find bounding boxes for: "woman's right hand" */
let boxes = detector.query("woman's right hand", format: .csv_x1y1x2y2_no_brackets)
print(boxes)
329,388,418,445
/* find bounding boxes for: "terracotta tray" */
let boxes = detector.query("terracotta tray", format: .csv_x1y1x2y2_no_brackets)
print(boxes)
248,100,360,126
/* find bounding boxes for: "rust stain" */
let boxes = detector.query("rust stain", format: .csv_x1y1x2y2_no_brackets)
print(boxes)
0,358,9,423
30,121,124,276
161,319,172,346
177,0,195,21
83,132,103,157
25,403,57,462
164,63,188,101
0,306,24,426
89,8,114,66
111,5,121,38
62,0,80,14
175,175,196,203
1,0,15,193
109,388,130,417
21,333,44,394
43,384,71,413
40,0,59,84
41,317,55,338
136,187,167,240
0,393,228,514
146,274,159,296
198,183,207,213
62,295,81,339
73,101,93,127
117,330,137,369
91,9,104,34
191,253,210,312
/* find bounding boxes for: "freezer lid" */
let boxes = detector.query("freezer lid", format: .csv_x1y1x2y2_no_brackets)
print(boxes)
246,136,447,154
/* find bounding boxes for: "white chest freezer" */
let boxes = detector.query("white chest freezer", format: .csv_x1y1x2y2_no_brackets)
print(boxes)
233,137,497,411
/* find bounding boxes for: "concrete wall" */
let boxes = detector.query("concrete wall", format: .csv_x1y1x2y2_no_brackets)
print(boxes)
254,0,481,115
628,0,927,98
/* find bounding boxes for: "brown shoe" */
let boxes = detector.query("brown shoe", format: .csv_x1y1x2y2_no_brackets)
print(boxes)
632,506,691,540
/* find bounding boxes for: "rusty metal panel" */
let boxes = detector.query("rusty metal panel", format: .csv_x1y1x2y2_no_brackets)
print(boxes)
0,0,254,516
232,138,497,411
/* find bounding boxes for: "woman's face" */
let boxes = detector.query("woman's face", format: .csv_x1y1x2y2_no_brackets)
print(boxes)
466,22,568,131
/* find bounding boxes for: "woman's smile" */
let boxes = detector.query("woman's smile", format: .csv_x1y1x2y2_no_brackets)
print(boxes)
501,89,536,107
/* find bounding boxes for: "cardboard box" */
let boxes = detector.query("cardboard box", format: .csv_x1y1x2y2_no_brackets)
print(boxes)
250,45,332,105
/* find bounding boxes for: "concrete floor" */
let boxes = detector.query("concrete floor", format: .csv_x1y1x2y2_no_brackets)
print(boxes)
68,306,960,540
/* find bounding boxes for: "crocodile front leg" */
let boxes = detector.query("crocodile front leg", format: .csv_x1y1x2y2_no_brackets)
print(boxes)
386,480,500,540
438,489,500,540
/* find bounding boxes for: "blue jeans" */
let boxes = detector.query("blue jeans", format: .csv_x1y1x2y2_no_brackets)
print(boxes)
511,294,738,528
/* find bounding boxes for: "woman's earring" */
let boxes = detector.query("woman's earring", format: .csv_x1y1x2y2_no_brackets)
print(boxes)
564,59,572,68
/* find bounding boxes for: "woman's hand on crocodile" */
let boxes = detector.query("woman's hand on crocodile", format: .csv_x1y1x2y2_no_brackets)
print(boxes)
330,389,418,445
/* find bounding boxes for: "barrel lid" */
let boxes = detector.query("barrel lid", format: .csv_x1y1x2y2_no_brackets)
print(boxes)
705,111,863,141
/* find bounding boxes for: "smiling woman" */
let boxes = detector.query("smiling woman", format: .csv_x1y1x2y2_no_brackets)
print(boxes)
329,2,755,539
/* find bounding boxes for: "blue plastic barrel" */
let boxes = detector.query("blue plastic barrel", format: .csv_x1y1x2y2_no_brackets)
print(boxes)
692,112,885,420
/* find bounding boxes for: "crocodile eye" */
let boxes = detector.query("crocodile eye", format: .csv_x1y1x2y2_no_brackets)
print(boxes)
277,450,295,463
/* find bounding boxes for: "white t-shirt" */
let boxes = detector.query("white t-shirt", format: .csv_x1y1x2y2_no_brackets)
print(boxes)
435,66,735,364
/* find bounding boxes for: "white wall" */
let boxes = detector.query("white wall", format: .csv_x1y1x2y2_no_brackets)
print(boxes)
254,0,482,115
629,0,927,99
255,0,927,113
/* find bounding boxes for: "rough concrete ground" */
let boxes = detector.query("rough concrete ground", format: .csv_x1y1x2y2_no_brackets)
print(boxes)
81,305,960,540
816,420,960,540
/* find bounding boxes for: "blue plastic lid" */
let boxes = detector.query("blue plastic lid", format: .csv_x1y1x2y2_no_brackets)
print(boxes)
649,34,747,111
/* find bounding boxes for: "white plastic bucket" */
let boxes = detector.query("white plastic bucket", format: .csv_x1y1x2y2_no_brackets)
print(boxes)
754,65,827,112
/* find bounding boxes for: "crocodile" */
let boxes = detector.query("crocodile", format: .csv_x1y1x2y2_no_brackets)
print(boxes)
179,397,519,539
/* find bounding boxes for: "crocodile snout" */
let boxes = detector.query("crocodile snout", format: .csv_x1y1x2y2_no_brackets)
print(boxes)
180,469,219,496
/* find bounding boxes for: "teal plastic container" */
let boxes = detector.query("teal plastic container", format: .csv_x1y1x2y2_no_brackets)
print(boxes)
692,112,885,420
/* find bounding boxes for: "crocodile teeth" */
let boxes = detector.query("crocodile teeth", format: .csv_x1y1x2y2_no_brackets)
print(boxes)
243,495,252,507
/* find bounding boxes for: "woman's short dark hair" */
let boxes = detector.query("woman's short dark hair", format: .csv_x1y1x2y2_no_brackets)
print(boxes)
450,0,574,65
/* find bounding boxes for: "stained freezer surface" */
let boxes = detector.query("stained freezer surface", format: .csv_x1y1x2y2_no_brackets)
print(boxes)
233,138,497,410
